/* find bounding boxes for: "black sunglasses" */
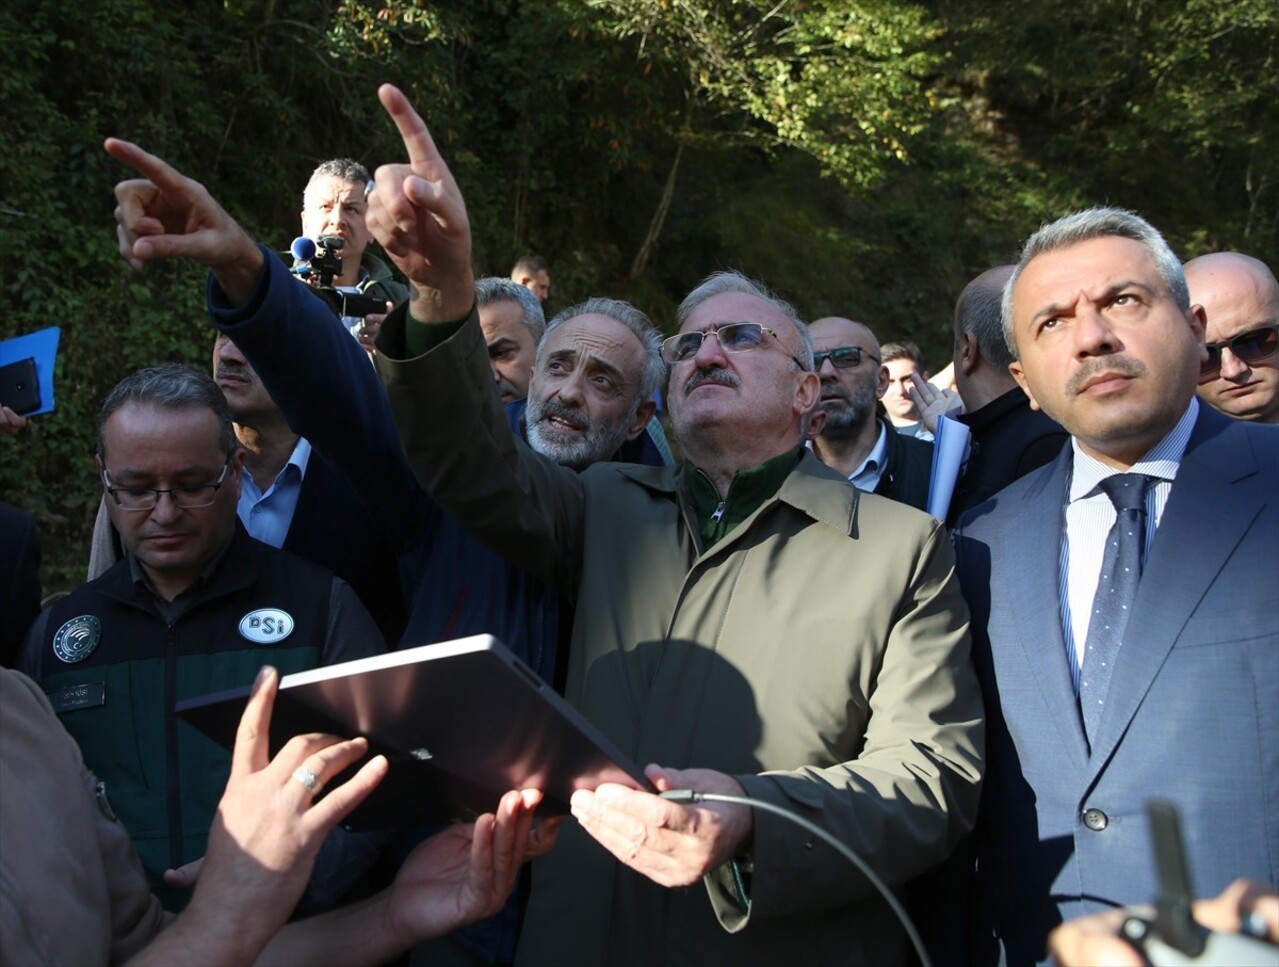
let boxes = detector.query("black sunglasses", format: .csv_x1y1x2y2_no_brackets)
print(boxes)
813,346,879,370
1199,324,1279,383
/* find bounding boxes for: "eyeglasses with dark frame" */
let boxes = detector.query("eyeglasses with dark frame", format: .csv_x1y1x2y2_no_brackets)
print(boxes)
1199,324,1279,383
813,346,879,370
102,457,234,512
661,322,808,370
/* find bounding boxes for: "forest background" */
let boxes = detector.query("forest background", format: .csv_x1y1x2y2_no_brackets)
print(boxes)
2,0,1276,593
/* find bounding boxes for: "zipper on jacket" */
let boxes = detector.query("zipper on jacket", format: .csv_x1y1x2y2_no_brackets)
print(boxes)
709,501,726,523
164,622,184,872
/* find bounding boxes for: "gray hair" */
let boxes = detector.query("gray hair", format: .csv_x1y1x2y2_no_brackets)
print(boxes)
956,277,1014,370
676,271,815,371
307,158,371,189
543,297,666,401
98,363,236,461
1001,207,1189,359
475,277,546,343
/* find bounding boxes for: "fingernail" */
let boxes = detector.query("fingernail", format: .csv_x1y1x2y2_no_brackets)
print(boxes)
252,665,273,693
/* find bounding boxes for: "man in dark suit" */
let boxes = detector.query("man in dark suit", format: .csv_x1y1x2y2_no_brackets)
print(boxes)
954,207,1278,964
946,265,1068,525
808,315,932,511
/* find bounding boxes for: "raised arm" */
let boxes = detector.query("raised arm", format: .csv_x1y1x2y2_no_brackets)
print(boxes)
106,138,263,304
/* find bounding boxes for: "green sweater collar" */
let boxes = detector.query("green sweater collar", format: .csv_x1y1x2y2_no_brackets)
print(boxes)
686,446,804,548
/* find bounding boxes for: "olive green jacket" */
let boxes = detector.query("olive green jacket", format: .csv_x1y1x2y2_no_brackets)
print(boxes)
376,308,984,966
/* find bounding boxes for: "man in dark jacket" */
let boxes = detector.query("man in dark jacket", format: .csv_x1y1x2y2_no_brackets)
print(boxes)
946,265,1068,525
19,364,384,907
808,315,932,511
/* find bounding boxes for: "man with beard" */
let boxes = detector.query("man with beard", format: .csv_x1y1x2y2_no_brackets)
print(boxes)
808,316,932,511
518,298,665,469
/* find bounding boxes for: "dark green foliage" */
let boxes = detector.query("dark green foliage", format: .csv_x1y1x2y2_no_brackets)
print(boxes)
2,0,1274,593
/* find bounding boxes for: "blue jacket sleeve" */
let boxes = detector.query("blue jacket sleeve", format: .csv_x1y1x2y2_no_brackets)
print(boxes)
205,246,432,554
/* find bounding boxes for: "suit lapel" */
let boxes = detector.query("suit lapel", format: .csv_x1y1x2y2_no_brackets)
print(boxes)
1086,410,1263,776
1008,448,1091,768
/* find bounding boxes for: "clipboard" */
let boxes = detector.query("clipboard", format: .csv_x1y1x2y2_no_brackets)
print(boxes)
176,635,648,828
0,327,60,416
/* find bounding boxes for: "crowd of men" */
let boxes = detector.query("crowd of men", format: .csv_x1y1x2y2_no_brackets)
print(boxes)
0,81,1276,966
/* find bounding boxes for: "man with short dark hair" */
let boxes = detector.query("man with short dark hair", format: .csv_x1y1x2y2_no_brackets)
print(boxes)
18,364,384,907
954,208,1279,964
945,265,1067,524
510,253,551,303
297,158,407,350
1185,252,1279,425
476,277,544,404
87,333,407,642
880,340,934,440
808,316,932,510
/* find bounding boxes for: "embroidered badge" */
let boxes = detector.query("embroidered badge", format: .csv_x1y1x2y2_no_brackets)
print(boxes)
238,608,295,644
52,615,102,663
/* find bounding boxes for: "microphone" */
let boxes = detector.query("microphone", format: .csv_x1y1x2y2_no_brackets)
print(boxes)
290,236,316,261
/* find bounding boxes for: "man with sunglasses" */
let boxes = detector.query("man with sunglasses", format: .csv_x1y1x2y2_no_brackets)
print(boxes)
17,364,384,910
341,86,981,966
1186,252,1279,425
807,315,932,511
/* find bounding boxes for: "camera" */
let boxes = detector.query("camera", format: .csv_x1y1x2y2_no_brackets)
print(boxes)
290,235,385,322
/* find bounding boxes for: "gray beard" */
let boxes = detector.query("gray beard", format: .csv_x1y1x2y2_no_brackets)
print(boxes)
819,383,877,441
526,397,636,469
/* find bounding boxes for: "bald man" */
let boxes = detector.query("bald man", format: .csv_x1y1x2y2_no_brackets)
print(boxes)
809,316,932,510
947,266,1067,524
1186,252,1279,424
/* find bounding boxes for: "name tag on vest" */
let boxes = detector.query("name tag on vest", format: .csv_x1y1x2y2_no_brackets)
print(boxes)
48,681,106,714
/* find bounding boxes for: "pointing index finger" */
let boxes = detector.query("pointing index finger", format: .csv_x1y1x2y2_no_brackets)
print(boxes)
378,84,443,170
104,138,195,197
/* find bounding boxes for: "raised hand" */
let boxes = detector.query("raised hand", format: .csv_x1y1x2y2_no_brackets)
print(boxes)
105,138,263,304
366,84,475,322
908,370,963,434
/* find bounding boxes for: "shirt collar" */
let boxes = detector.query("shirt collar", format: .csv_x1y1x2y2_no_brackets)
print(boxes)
1069,397,1198,502
849,420,889,482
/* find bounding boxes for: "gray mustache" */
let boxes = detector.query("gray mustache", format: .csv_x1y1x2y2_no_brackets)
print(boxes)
684,368,740,394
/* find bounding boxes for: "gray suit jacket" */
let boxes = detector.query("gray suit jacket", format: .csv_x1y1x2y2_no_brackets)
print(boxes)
953,405,1278,965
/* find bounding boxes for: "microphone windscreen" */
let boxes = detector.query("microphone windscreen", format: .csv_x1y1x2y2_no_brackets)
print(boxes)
290,236,317,261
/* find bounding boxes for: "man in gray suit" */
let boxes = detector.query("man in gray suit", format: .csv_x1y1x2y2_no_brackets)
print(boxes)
953,207,1278,964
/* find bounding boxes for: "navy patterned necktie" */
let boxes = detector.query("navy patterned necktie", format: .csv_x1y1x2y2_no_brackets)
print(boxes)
1079,473,1153,746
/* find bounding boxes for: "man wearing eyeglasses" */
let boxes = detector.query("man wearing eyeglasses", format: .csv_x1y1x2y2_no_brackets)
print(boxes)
1185,252,1279,425
17,363,384,909
338,86,980,966
807,315,932,511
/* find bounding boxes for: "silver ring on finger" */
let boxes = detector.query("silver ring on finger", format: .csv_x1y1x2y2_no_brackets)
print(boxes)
292,766,320,793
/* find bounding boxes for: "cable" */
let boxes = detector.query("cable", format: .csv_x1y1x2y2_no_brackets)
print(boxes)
660,788,933,967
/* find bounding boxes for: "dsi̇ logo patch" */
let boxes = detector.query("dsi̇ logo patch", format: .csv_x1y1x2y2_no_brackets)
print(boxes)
52,615,102,663
238,608,295,644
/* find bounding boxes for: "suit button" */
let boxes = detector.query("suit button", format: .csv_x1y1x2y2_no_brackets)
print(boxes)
1082,808,1109,831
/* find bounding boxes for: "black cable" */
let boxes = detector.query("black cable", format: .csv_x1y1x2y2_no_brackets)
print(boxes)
660,788,932,967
